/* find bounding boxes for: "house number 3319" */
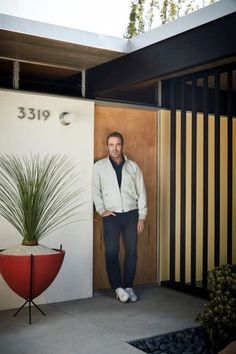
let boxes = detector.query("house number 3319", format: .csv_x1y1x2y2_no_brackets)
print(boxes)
17,107,50,120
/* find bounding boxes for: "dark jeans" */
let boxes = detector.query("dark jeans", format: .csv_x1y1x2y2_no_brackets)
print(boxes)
103,209,139,290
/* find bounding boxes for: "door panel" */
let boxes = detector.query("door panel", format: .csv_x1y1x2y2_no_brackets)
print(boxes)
93,105,157,289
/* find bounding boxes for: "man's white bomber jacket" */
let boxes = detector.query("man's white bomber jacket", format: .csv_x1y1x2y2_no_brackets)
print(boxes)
93,156,147,220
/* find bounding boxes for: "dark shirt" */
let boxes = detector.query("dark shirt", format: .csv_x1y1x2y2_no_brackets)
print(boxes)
109,156,125,189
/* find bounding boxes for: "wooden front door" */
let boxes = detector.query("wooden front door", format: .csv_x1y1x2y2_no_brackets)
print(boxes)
93,105,157,290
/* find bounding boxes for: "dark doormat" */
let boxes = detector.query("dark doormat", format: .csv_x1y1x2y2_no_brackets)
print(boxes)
128,326,216,354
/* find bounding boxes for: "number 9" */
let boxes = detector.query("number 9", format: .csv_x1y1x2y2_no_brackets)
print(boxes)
43,110,50,120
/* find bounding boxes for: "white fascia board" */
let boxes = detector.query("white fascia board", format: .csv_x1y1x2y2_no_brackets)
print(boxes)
0,0,235,55
127,0,236,52
0,13,128,53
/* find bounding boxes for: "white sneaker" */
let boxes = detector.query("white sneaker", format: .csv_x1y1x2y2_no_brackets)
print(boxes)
116,287,129,303
125,288,138,302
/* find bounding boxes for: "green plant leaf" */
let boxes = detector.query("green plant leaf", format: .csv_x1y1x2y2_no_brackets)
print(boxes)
0,154,82,243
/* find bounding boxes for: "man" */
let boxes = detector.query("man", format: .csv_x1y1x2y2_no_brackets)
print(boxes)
93,131,147,303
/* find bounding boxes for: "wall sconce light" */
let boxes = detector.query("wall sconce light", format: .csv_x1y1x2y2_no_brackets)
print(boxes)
59,112,77,126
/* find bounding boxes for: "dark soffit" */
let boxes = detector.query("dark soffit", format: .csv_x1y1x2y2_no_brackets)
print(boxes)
86,12,236,99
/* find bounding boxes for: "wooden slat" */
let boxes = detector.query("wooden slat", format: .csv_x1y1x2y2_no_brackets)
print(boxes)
214,71,220,267
191,77,197,287
170,81,176,282
180,79,186,286
202,74,209,290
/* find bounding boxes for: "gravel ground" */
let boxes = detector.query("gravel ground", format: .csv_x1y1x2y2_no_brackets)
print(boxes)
129,327,216,354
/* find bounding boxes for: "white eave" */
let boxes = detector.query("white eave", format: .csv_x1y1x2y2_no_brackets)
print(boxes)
0,0,235,70
127,0,236,52
0,13,128,53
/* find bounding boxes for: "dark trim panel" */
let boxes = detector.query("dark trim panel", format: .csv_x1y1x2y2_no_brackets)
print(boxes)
161,280,209,299
86,13,236,98
227,70,233,264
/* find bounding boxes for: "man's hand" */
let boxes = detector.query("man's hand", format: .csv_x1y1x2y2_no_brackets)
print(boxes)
137,219,145,234
101,210,116,217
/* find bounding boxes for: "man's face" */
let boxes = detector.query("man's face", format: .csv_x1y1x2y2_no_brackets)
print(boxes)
106,136,123,160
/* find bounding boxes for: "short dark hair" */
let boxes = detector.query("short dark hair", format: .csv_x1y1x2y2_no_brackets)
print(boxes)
106,131,124,145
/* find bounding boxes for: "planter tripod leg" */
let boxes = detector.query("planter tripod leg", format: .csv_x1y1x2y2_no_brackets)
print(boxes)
29,299,31,324
13,254,46,324
13,300,28,318
4,250,64,323
31,300,46,316
13,299,46,324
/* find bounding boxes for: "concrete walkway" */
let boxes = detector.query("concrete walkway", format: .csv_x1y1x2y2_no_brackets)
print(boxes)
0,286,206,354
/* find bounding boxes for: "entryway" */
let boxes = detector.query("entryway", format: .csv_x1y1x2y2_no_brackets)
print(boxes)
93,104,157,290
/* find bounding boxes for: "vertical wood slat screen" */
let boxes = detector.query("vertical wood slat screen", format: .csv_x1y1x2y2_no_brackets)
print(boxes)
162,65,235,297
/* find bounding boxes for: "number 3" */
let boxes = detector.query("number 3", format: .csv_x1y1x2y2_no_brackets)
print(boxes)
28,108,35,120
18,107,25,119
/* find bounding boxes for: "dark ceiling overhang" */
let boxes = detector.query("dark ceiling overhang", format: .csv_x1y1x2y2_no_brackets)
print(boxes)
86,12,236,105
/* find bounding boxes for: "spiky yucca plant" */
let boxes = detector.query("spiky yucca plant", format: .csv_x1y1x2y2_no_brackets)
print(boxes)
0,154,80,246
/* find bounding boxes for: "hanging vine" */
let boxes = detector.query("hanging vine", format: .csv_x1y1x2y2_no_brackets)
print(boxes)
124,0,219,38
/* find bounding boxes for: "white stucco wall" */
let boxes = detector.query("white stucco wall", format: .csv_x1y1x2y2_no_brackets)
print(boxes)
0,90,94,310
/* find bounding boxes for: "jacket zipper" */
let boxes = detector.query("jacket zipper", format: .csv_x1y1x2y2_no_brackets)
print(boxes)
119,187,124,212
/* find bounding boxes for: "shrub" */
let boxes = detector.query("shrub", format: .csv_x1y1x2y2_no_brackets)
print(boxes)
196,264,236,349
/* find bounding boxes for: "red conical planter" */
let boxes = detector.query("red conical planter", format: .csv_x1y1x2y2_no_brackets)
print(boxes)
0,249,65,300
